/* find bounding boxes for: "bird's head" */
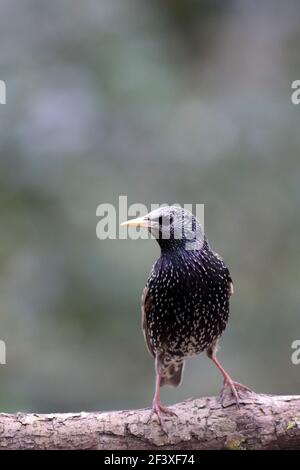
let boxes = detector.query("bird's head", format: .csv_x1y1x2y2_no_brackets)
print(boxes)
121,206,205,252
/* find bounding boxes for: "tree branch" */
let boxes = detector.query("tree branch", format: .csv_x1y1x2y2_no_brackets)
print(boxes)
1,393,300,450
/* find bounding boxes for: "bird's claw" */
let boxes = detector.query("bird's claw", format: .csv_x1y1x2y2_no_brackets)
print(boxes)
147,404,177,434
220,379,252,408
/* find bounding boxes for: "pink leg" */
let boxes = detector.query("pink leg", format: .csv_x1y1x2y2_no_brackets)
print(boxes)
210,355,251,407
148,373,177,432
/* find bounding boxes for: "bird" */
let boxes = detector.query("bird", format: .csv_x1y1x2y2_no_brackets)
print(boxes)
121,206,250,428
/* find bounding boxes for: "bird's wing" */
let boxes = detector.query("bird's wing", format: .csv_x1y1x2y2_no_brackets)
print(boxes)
141,287,155,358
227,271,234,296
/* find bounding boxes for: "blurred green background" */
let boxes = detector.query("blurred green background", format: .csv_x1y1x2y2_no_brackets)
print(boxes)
0,0,300,413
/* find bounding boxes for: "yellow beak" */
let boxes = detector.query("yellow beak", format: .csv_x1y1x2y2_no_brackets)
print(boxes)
120,216,149,227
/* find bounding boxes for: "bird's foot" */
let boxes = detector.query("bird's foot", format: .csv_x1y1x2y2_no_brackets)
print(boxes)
147,402,177,434
220,379,252,408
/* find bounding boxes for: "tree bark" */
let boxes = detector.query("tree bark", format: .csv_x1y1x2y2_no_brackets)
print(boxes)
0,393,300,450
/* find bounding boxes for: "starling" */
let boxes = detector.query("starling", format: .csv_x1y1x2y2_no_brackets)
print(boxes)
121,206,250,427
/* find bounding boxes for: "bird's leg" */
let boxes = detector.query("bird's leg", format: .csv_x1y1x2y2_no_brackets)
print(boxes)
151,373,177,416
208,354,251,407
148,373,177,431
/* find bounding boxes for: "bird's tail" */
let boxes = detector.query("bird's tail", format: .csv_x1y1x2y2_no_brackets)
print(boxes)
160,361,185,388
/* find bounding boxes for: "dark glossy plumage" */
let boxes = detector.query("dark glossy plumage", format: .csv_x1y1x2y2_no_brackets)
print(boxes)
141,215,233,387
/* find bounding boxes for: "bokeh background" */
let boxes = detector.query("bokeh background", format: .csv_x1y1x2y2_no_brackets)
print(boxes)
0,0,300,412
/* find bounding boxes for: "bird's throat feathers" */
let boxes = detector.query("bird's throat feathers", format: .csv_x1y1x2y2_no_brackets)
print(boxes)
155,239,213,277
